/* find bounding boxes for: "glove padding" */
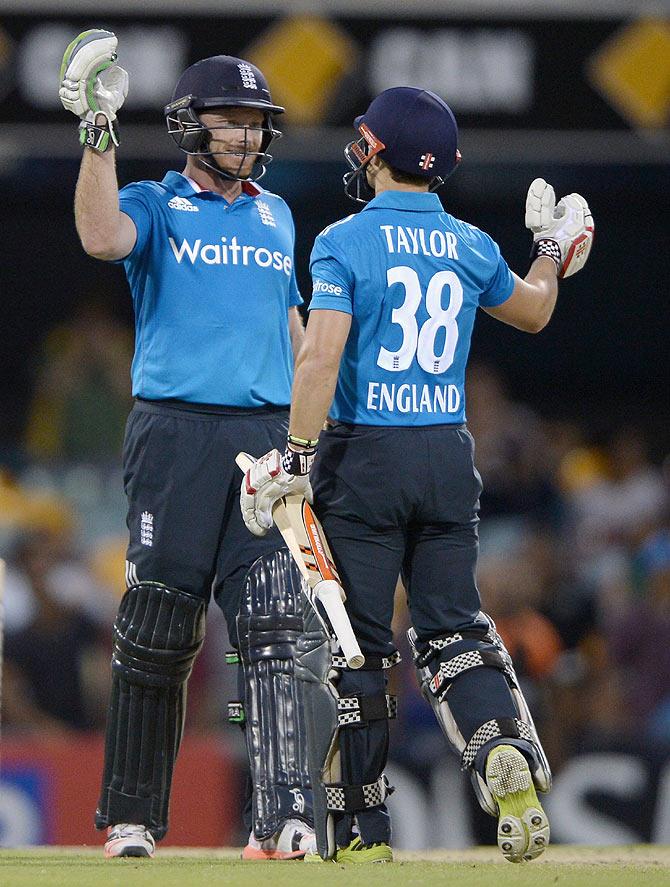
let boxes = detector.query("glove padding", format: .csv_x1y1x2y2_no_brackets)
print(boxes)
240,450,313,537
59,29,128,124
526,178,594,278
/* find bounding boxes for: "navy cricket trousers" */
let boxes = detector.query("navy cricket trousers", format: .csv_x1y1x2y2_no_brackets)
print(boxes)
122,398,289,639
311,421,489,654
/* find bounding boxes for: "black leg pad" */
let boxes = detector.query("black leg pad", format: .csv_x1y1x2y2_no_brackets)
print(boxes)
95,583,206,840
237,549,313,839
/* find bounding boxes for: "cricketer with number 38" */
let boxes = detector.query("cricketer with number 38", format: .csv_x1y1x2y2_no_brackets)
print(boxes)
241,87,593,863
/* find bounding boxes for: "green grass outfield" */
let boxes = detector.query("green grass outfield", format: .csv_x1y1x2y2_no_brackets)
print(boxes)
1,846,669,887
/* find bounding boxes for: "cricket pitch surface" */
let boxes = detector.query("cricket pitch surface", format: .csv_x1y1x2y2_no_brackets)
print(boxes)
1,845,669,886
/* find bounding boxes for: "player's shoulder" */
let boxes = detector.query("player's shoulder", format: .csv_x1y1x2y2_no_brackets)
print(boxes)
318,213,358,236
251,186,292,213
313,213,358,249
119,179,168,202
444,212,501,255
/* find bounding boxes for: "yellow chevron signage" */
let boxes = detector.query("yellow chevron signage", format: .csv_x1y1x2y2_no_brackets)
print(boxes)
589,18,670,128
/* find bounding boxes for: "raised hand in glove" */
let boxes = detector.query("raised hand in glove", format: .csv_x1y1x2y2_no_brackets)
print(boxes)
59,29,129,152
526,178,594,278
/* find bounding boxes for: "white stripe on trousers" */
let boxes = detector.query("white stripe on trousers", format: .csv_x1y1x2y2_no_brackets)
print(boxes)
125,560,139,588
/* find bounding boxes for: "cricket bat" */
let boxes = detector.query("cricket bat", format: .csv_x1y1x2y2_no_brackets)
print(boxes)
236,452,364,669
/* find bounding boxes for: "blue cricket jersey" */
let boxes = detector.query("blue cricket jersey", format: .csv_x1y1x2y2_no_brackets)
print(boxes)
116,171,302,406
308,191,514,425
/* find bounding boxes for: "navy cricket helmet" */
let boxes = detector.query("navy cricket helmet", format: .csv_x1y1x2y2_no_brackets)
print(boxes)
344,86,461,203
164,55,285,182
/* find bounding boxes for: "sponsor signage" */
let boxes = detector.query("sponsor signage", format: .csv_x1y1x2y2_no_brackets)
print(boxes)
0,735,239,847
2,735,669,847
0,14,649,129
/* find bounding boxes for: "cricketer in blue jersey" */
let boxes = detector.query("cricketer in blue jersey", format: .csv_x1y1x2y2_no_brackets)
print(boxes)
118,170,301,406
241,87,593,863
62,34,315,860
309,193,514,426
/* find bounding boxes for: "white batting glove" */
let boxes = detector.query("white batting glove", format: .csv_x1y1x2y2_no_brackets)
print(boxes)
59,29,129,151
240,449,314,537
526,178,594,278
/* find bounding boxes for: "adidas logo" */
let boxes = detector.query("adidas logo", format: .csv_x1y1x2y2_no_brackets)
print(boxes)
168,196,199,212
256,200,276,227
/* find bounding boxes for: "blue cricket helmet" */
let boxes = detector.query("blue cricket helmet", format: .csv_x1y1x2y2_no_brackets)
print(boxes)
168,55,284,115
164,55,284,182
344,86,461,203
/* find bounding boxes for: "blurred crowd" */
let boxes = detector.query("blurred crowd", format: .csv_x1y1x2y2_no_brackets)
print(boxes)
2,305,669,783
393,364,670,775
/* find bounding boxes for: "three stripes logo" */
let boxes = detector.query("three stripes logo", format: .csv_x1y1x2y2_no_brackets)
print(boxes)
168,196,198,212
125,560,139,588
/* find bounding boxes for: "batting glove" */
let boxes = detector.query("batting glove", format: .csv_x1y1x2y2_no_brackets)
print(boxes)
526,178,594,278
240,449,314,537
59,29,129,152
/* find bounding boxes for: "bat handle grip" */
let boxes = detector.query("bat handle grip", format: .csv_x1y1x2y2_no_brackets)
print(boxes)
315,579,365,669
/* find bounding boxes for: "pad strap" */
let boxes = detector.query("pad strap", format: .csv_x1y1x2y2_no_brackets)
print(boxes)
428,649,508,699
332,650,401,671
410,626,497,667
325,775,392,813
337,693,397,726
461,717,534,770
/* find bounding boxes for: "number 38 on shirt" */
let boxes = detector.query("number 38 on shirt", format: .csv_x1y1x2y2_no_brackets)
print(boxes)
377,267,463,375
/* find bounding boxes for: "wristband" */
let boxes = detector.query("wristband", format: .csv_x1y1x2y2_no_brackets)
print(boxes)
282,444,316,476
530,238,561,273
287,433,320,449
79,117,119,153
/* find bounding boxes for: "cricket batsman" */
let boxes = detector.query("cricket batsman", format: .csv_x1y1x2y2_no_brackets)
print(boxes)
59,30,316,858
241,87,594,862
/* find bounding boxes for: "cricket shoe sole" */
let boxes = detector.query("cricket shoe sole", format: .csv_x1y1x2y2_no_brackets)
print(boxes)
485,744,550,863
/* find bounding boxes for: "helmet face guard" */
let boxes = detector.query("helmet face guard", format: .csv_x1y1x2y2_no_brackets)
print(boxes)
165,96,282,182
343,122,451,204
342,123,386,204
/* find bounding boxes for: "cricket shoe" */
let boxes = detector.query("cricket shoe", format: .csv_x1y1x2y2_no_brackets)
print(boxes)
242,818,316,860
104,823,155,858
485,744,550,863
305,836,393,863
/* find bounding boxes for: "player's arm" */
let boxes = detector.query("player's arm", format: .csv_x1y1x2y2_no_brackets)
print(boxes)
484,259,558,333
288,306,305,363
59,29,136,260
485,178,594,334
289,308,351,442
239,307,351,537
75,147,137,260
